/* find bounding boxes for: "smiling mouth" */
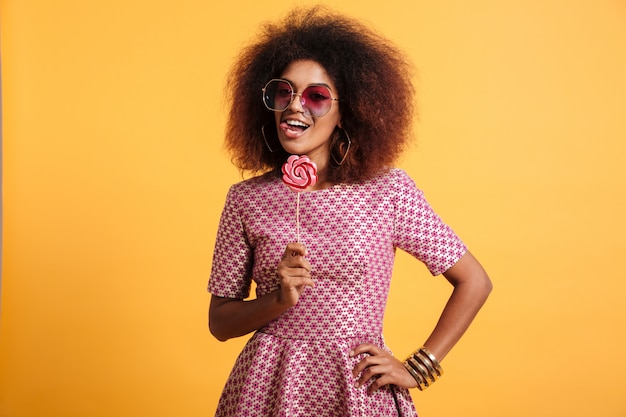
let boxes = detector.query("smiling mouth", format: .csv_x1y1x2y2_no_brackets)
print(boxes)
282,119,310,134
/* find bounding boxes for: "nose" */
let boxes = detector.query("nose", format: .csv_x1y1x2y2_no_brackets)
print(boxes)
288,92,306,113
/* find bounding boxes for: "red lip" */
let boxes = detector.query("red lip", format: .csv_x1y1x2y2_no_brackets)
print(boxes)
279,115,311,139
279,121,308,139
280,115,311,126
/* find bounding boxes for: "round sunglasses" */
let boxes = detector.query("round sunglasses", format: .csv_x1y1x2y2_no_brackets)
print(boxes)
262,79,339,117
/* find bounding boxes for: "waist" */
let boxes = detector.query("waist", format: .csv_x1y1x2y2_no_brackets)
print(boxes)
255,328,386,346
258,310,383,341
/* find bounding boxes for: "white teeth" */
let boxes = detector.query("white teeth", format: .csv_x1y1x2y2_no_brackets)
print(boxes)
286,120,309,128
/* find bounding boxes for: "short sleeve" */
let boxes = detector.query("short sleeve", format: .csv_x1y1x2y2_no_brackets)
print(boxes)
392,170,467,275
207,185,253,299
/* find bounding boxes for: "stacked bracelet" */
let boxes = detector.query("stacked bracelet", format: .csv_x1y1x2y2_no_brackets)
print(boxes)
402,347,444,390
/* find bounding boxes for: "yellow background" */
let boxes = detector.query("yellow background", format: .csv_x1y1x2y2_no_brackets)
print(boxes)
2,0,625,416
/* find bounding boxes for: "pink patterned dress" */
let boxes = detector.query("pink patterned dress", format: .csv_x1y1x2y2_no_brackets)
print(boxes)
208,168,466,417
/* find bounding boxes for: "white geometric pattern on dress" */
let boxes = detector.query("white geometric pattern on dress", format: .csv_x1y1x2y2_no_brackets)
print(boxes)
209,168,467,417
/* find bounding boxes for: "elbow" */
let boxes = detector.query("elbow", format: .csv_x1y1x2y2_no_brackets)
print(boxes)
212,333,230,343
209,319,230,342
208,295,235,342
481,273,493,300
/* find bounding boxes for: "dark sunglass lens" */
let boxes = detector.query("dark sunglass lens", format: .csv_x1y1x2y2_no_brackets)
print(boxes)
264,80,292,110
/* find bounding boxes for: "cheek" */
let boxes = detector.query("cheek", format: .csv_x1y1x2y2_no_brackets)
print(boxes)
319,113,341,132
327,110,342,129
312,122,339,144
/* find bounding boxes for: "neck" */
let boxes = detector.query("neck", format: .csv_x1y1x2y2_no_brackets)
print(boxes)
311,158,332,190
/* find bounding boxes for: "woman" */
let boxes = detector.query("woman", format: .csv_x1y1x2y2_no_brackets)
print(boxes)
208,6,492,417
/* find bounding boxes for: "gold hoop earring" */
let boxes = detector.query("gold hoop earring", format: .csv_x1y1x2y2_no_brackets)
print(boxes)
261,123,279,153
331,128,351,166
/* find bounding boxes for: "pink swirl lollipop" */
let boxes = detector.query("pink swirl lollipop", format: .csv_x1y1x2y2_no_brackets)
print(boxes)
281,155,318,242
281,155,318,191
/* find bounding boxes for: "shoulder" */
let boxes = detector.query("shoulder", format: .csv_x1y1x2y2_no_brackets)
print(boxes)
220,173,284,213
365,168,423,195
228,172,282,196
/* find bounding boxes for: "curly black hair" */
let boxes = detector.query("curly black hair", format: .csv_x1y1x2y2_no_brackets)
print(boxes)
224,6,416,183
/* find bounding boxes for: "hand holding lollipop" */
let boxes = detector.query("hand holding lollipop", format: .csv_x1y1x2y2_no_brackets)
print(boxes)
282,155,318,242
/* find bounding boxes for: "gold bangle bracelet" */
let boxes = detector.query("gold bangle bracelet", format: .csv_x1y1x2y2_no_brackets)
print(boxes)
407,357,432,387
413,352,438,383
419,347,443,377
403,362,427,390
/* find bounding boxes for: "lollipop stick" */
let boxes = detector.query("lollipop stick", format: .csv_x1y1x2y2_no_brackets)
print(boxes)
296,192,301,243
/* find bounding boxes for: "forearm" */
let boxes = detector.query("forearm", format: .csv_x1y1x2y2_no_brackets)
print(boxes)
209,243,314,341
422,279,491,360
209,291,290,341
422,252,492,361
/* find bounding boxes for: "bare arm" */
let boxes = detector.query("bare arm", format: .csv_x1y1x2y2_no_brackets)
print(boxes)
351,250,492,392
422,250,493,360
209,242,315,341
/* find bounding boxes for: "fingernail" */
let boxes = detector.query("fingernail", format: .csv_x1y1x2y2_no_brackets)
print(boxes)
349,350,354,357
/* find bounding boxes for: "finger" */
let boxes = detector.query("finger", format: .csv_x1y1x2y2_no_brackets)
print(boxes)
356,363,389,388
350,343,381,356
280,246,311,272
279,272,315,291
282,242,307,259
349,343,381,360
277,276,316,307
367,374,393,394
283,275,315,288
351,355,372,377
279,257,311,273
278,264,312,280
351,352,387,378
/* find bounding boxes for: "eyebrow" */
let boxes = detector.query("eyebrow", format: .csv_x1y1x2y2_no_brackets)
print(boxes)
281,78,334,92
